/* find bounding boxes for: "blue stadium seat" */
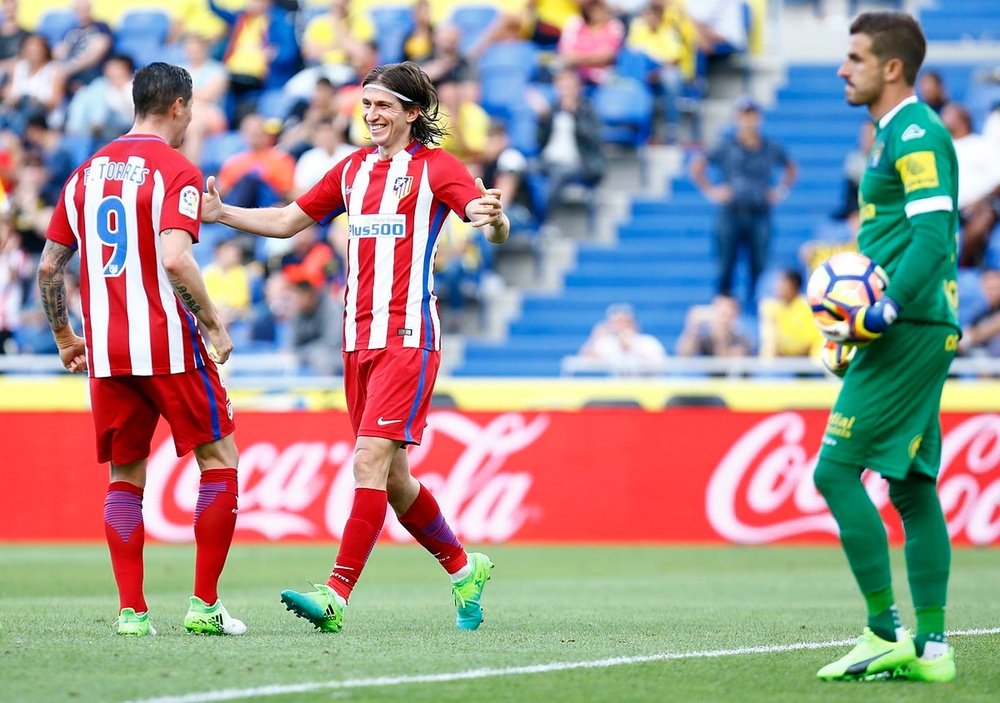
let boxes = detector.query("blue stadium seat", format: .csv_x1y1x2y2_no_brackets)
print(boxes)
449,5,500,56
615,47,656,84
478,41,538,81
117,9,170,46
36,9,78,47
592,78,654,147
369,6,415,64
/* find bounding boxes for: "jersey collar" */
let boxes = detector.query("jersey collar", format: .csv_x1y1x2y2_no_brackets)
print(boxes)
877,95,919,130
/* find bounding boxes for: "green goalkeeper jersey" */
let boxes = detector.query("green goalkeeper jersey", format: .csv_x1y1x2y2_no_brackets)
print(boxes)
857,96,960,330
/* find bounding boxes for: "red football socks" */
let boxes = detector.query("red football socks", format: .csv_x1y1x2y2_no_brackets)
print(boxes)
104,481,147,613
327,488,388,601
398,483,468,575
193,467,238,605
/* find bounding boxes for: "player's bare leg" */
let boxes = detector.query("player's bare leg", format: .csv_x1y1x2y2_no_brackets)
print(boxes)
106,459,154,636
388,447,493,630
184,434,245,635
280,436,393,631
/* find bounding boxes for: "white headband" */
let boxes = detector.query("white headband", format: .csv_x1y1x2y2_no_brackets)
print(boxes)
365,83,416,104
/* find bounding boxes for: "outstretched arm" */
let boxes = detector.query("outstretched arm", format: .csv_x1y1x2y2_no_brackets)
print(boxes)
161,228,232,364
37,239,87,372
202,175,315,238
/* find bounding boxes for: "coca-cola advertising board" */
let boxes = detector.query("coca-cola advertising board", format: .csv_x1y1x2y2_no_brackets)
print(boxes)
1,410,998,545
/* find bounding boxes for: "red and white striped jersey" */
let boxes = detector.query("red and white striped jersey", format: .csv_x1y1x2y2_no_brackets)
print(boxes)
296,141,480,352
46,134,209,378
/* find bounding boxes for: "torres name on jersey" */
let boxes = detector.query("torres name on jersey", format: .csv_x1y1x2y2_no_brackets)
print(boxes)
46,135,209,378
296,141,481,352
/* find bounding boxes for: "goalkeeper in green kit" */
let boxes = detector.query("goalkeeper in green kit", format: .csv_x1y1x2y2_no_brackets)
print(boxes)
813,12,961,683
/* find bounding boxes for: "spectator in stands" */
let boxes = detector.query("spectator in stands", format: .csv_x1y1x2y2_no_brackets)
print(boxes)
421,23,474,87
282,77,343,156
799,209,859,275
300,0,372,71
960,268,1000,357
918,69,949,114
942,103,1000,268
209,0,301,122
580,302,666,372
52,0,112,94
437,79,490,178
758,268,822,359
217,113,296,210
281,224,340,291
686,0,747,65
202,238,252,327
533,67,605,223
0,0,28,76
179,33,229,165
0,224,29,353
557,0,626,87
1,34,65,134
23,114,75,207
832,121,874,220
403,0,434,64
288,279,343,376
293,119,354,197
676,293,752,357
482,121,536,234
689,96,797,309
625,0,700,145
433,217,489,329
64,53,133,145
7,150,53,254
470,0,578,57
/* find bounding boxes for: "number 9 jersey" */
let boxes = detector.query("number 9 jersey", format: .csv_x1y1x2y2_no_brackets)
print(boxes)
45,134,209,378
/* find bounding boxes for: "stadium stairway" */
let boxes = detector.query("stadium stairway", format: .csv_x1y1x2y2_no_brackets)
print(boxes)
453,58,995,378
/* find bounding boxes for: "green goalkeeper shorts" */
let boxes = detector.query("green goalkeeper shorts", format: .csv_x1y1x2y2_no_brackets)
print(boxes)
819,321,958,480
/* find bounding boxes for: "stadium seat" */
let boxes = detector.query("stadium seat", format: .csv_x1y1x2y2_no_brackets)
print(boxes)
615,47,656,84
368,6,415,64
478,41,538,81
36,9,78,47
117,9,170,46
114,38,168,69
592,78,654,147
448,5,500,56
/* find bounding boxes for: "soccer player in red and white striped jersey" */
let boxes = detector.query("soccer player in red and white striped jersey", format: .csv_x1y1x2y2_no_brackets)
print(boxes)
202,61,509,633
38,62,245,637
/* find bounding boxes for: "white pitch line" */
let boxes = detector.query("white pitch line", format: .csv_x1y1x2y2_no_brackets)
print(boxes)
127,627,1000,703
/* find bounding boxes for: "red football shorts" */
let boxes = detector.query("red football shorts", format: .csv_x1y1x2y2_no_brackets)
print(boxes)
89,363,235,465
343,347,440,445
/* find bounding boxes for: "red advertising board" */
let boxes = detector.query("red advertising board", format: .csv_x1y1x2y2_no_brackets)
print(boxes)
1,409,998,544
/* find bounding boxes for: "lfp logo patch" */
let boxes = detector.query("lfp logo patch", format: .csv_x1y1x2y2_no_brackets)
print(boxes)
179,185,200,219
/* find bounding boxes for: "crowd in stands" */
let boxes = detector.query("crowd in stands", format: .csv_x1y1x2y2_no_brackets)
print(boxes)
0,0,744,372
0,0,997,377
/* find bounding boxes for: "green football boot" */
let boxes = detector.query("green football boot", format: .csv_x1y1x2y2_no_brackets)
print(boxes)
896,648,956,683
280,583,346,632
452,553,494,631
817,627,915,681
117,608,156,637
184,596,247,635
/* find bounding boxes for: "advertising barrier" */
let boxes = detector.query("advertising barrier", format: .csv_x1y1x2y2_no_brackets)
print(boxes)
1,409,998,545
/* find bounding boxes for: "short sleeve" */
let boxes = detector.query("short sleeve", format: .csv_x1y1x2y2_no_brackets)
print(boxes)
428,150,480,220
159,161,204,242
295,154,350,224
45,181,76,248
891,122,956,219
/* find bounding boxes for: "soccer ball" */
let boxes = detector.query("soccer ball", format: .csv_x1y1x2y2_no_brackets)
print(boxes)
806,251,889,327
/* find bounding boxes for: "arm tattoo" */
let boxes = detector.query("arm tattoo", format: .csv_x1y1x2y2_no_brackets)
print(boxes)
169,276,203,315
37,240,75,331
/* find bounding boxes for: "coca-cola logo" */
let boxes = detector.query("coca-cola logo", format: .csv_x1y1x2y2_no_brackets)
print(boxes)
144,412,549,543
707,412,1000,545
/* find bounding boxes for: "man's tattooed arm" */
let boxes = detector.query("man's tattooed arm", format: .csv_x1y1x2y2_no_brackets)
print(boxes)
37,239,75,333
169,277,203,315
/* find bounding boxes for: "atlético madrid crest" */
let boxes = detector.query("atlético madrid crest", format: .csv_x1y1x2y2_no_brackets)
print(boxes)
392,176,413,199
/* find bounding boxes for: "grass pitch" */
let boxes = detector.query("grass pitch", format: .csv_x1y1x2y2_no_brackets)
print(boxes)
0,544,998,703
